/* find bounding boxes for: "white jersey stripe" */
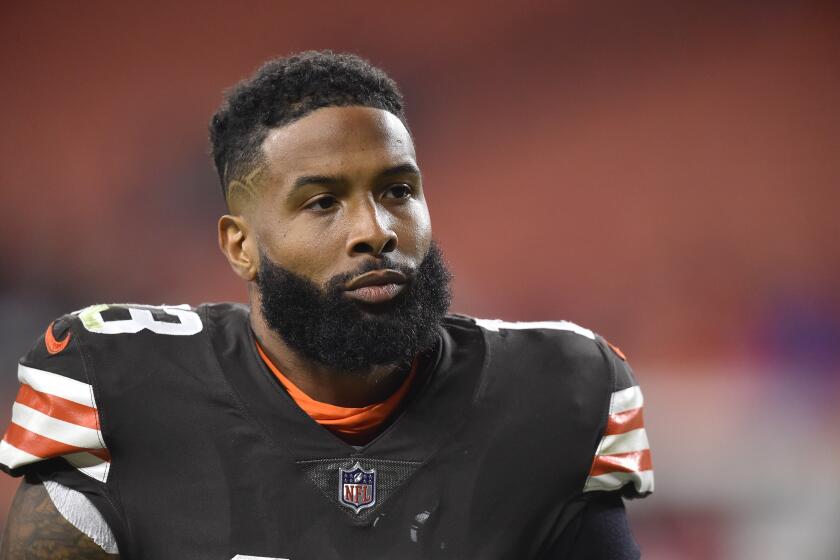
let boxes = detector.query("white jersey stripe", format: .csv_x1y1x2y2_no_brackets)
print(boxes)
11,403,103,450
596,428,650,456
18,364,96,409
584,385,654,495
610,386,643,414
43,480,118,553
64,452,109,483
474,319,595,340
231,556,290,560
583,469,654,494
0,439,42,468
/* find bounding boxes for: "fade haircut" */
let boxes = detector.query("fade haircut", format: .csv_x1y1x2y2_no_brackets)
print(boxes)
209,50,407,201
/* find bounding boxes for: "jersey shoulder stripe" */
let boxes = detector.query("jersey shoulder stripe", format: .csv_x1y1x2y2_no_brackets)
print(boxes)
584,361,654,496
473,318,595,339
0,317,110,482
18,363,97,408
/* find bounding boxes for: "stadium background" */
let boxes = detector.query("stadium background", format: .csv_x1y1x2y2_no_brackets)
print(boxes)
1,1,838,558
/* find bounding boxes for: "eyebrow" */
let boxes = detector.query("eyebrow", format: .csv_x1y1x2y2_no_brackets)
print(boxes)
290,162,422,191
379,162,421,178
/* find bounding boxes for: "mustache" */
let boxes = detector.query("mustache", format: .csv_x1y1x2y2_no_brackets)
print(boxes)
324,256,417,291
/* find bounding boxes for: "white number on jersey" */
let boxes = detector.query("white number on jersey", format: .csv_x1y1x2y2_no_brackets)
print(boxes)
76,304,203,336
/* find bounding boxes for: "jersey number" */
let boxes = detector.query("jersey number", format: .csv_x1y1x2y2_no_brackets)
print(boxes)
76,304,203,335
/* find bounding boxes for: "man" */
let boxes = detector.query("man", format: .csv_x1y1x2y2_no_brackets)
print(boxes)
0,51,652,559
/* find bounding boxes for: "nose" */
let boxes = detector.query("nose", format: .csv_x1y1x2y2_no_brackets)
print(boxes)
346,199,398,257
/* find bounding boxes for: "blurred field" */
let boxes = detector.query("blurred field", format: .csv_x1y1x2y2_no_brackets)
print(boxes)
1,1,838,557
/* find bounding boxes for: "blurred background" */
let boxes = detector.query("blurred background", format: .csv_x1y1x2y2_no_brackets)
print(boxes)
1,0,839,557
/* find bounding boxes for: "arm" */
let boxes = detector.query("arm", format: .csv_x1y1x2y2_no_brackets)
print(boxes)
544,335,651,558
0,477,118,559
545,492,640,560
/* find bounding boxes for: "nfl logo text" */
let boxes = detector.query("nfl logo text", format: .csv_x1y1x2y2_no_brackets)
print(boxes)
339,462,376,513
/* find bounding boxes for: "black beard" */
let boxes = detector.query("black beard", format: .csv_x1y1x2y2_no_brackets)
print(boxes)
255,242,452,372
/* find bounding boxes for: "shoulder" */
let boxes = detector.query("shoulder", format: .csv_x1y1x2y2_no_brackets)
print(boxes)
14,302,245,372
1,310,105,479
443,314,624,418
450,315,615,384
15,302,245,380
73,303,206,336
0,302,246,479
451,314,639,383
448,314,654,498
55,302,250,346
31,302,253,382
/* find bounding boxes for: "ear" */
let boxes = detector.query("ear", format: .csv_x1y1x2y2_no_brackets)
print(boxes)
218,214,259,281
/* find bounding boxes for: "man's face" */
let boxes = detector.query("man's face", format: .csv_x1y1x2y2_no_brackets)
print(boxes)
251,106,431,290
229,106,450,371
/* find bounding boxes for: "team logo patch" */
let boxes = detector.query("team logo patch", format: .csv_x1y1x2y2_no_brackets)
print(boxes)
339,462,376,513
45,321,71,355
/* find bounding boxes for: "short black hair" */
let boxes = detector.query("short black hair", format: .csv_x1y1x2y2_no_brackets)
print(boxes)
209,50,407,200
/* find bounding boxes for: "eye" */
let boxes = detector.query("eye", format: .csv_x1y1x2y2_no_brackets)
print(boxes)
384,184,413,199
305,195,338,211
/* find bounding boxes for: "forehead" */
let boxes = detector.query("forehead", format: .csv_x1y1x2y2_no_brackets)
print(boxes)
260,106,416,182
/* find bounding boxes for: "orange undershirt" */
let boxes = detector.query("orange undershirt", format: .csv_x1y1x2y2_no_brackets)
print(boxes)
256,342,417,445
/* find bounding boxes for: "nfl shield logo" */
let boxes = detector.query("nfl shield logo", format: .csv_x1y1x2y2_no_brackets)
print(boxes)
339,462,376,513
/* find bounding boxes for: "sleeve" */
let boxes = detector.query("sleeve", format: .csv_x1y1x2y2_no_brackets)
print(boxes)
0,314,110,483
582,337,654,498
542,491,641,560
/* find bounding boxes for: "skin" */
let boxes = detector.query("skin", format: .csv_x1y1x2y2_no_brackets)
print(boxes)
0,104,431,555
218,105,433,406
0,478,117,558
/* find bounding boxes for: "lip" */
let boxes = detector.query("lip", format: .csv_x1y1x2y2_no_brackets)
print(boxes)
344,283,406,304
344,269,407,304
344,269,407,291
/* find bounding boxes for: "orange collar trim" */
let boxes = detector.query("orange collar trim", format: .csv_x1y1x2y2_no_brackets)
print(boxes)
255,342,417,440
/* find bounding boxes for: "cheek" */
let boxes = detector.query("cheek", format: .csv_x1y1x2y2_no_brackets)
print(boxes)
257,220,342,282
398,202,432,260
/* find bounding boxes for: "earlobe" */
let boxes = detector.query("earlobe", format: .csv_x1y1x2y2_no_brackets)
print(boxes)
218,215,258,281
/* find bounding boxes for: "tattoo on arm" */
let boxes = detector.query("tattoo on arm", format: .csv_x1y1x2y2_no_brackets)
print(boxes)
0,478,118,559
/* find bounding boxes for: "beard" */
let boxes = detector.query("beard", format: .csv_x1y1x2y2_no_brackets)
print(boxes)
255,241,452,372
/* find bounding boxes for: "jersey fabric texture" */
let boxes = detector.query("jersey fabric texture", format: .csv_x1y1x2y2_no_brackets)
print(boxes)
0,303,653,560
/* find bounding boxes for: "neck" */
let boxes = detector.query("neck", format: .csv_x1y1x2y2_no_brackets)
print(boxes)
250,305,410,408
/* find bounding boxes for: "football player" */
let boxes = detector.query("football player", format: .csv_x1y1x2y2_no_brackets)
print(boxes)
0,51,653,559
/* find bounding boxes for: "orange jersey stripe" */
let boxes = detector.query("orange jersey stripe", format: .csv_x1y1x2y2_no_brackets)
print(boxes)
605,340,627,361
589,449,652,477
88,448,111,462
256,342,417,442
604,406,645,435
3,422,98,459
15,384,99,431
